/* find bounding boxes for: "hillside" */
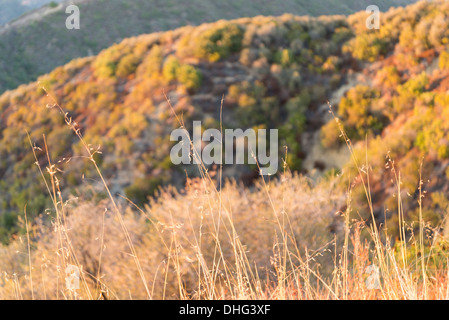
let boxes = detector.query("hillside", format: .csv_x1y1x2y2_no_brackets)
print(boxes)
0,0,418,93
0,0,449,244
321,0,449,235
0,0,64,26
0,0,28,26
2,0,449,300
0,13,355,240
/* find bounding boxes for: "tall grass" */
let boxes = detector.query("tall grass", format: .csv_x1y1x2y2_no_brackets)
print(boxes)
0,92,448,299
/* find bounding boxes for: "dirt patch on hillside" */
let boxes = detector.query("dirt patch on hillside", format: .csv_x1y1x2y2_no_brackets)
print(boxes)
301,74,361,175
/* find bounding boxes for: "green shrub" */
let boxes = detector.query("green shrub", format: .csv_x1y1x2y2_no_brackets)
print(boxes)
116,54,140,78
93,47,128,78
321,120,341,148
415,117,449,160
399,72,428,96
280,111,306,171
177,64,202,90
393,72,429,113
137,45,164,78
181,23,244,62
377,66,401,87
345,34,390,62
125,177,163,207
275,49,293,68
337,85,384,141
162,55,180,82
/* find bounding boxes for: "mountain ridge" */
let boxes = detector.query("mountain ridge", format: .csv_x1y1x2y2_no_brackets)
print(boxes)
0,0,418,93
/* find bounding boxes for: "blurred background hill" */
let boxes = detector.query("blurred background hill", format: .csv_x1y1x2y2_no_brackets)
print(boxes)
0,0,417,93
0,0,64,26
1,0,449,243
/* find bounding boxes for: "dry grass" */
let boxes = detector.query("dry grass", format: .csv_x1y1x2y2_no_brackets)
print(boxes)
1,94,449,300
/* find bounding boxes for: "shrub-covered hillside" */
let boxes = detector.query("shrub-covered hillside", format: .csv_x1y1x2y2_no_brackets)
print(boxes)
0,0,417,93
2,0,449,246
0,13,356,241
321,0,449,236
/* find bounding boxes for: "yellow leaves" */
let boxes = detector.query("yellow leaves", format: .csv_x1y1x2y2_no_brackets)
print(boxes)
238,94,257,109
162,55,180,83
116,54,140,78
438,51,449,71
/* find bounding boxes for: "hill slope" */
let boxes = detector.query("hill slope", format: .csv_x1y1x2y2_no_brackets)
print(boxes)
2,0,449,246
0,0,64,26
0,0,417,93
0,13,355,240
